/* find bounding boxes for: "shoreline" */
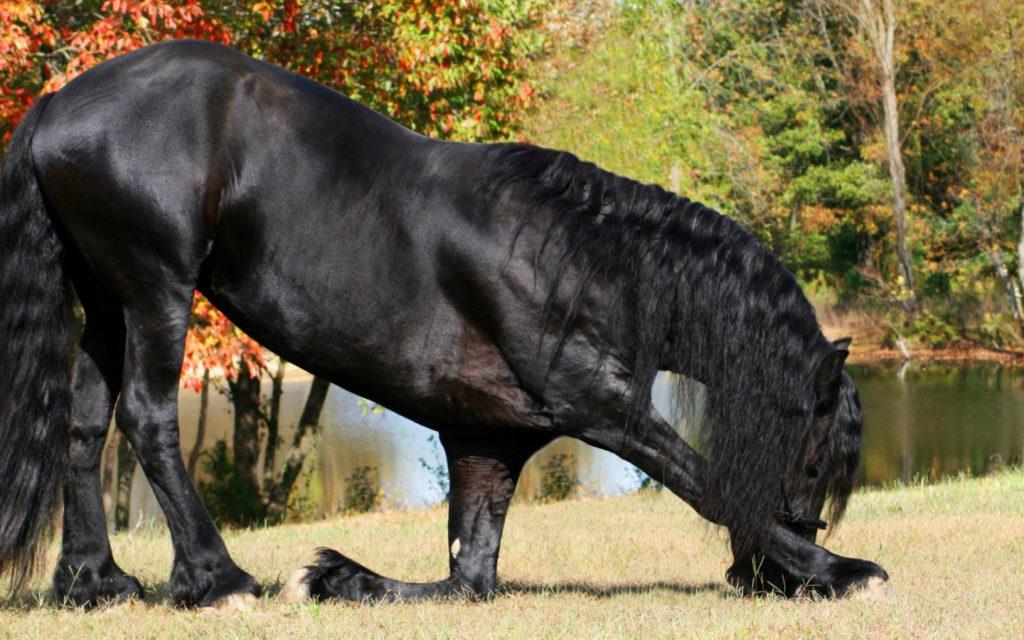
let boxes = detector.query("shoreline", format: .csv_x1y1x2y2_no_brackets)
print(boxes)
819,311,1024,366
846,344,1024,366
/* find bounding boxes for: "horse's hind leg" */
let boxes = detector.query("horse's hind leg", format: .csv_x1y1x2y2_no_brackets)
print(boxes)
114,287,260,607
53,277,143,606
283,433,550,603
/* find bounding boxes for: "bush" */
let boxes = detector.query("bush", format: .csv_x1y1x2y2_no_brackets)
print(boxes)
537,453,579,502
633,466,664,492
283,438,322,523
197,440,266,527
886,308,962,349
343,466,381,514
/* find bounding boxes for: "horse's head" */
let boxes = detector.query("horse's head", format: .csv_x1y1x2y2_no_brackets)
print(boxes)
780,338,862,542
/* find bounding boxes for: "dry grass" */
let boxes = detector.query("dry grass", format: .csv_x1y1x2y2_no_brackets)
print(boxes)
2,471,1022,639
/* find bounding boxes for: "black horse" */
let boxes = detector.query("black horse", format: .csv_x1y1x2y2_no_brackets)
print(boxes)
0,40,888,608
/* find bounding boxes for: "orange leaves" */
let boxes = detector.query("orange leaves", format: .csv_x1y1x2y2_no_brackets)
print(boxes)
252,2,273,23
1,1,231,98
286,0,536,142
182,293,264,393
800,205,841,232
0,3,57,139
0,0,233,138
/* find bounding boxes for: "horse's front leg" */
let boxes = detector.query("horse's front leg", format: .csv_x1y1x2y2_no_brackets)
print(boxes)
726,522,889,598
282,433,550,603
578,409,888,599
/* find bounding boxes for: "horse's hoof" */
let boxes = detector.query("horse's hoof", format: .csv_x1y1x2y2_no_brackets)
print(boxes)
843,575,892,600
279,567,312,603
208,592,259,611
830,559,890,599
726,555,793,597
53,560,145,608
170,560,262,608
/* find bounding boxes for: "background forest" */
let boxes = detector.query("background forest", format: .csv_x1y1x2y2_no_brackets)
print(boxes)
2,0,1023,525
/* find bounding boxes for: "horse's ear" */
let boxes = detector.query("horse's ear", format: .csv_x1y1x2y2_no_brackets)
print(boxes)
815,341,850,409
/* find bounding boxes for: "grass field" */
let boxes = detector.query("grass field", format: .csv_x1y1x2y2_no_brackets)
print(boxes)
2,471,1022,639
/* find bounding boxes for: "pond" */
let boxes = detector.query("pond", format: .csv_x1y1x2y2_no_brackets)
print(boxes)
122,363,1024,526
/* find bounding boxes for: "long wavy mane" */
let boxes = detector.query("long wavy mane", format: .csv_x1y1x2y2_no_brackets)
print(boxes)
483,143,846,554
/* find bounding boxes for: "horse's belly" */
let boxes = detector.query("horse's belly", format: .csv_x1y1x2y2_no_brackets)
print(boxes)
201,262,550,434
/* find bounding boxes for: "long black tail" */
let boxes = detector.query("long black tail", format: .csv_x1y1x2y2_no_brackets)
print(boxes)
0,93,70,595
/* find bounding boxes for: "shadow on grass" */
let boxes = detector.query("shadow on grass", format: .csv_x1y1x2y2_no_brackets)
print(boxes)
498,580,732,599
5,578,732,611
260,579,733,601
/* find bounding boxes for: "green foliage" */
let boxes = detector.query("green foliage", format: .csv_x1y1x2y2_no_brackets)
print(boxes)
633,466,663,493
975,312,1021,349
527,0,889,286
343,466,382,514
283,436,323,523
527,0,1024,346
206,0,545,142
902,309,961,349
537,453,578,502
197,441,267,528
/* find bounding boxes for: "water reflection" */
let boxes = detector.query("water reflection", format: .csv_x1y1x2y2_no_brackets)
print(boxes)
125,364,1024,525
852,363,1024,485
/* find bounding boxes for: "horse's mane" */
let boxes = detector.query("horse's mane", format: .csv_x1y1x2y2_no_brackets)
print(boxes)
483,143,852,554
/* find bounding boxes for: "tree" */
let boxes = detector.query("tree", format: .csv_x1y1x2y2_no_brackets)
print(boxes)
839,0,915,304
960,1,1024,337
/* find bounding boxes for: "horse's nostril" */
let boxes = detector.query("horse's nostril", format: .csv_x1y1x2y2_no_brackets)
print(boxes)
805,464,819,478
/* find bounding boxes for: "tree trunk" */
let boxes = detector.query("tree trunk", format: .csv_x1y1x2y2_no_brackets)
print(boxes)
262,359,287,490
1016,197,1024,300
228,366,263,494
875,0,914,303
263,376,331,518
989,247,1024,337
114,433,136,530
186,369,211,482
851,0,915,306
880,70,914,301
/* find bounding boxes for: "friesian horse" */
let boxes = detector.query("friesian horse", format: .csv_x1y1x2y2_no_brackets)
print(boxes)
0,40,888,607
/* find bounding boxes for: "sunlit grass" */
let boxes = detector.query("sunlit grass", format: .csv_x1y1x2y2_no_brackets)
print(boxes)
2,470,1022,639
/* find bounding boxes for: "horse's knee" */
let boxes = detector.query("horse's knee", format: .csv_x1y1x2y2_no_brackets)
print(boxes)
66,422,109,472
114,401,179,458
68,422,108,445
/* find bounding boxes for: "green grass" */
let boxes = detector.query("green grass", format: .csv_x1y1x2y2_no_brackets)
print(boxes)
3,471,1023,639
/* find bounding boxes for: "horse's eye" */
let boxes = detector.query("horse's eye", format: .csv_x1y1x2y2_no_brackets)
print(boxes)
805,464,819,479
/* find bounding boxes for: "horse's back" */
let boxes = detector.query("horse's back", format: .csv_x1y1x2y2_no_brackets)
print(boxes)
30,40,443,304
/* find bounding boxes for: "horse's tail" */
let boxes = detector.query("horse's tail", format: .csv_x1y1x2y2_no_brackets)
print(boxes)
0,93,71,595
